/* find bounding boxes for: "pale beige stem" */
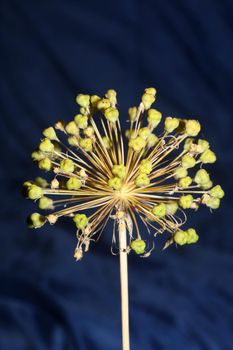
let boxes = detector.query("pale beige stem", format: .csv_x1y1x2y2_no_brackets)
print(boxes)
118,216,130,350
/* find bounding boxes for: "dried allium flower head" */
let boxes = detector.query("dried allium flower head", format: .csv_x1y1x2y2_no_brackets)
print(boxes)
24,88,224,260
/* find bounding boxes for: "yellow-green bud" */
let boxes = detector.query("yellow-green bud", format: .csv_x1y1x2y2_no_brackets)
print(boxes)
197,139,209,153
128,107,138,122
28,184,43,200
179,195,193,209
179,176,192,188
104,107,119,123
102,136,112,149
139,159,153,174
181,154,196,169
90,95,101,107
73,213,88,229
174,167,188,179
135,174,150,187
108,177,122,190
66,177,82,190
206,197,220,209
42,127,57,141
147,134,159,148
83,126,94,137
200,180,213,190
185,120,201,136
139,127,151,140
65,121,79,135
141,93,155,109
164,117,179,133
112,164,126,179
76,94,90,108
105,89,117,105
174,230,187,245
210,185,224,199
38,158,52,171
31,150,44,161
152,203,166,218
67,136,79,146
39,196,53,210
166,202,178,216
74,114,88,129
79,138,93,152
147,109,162,128
35,177,48,188
79,107,87,115
200,149,216,164
27,212,46,228
183,138,194,151
39,138,54,153
97,98,111,110
194,169,210,185
144,87,156,96
131,239,146,254
60,159,75,173
186,228,199,244
128,136,146,152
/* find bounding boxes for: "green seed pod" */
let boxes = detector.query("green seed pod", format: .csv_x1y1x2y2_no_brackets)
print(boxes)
73,213,88,229
66,177,82,190
31,150,45,161
200,180,213,190
179,195,193,209
210,185,224,199
39,196,53,210
39,138,54,153
174,230,187,245
27,212,46,228
197,139,209,153
35,177,48,188
97,98,111,110
65,121,79,135
185,120,201,136
67,136,79,146
104,107,119,123
200,149,216,164
60,159,75,173
79,138,93,152
128,136,146,152
105,89,117,105
102,136,112,149
112,164,126,179
147,134,159,148
135,173,150,187
181,155,196,169
174,167,188,179
179,176,192,188
144,87,156,96
141,93,155,110
128,107,138,122
139,159,153,174
152,203,167,218
205,197,220,209
28,184,43,200
108,177,122,190
42,127,57,140
74,114,88,129
138,127,151,140
186,228,199,244
147,108,162,129
130,239,146,254
164,117,179,133
76,94,90,108
38,158,52,171
194,169,210,185
166,202,178,216
183,138,194,151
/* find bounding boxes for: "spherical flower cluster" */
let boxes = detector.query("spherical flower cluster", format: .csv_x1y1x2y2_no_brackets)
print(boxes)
24,88,224,260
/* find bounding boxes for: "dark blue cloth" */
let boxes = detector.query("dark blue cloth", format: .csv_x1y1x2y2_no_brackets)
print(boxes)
0,0,233,349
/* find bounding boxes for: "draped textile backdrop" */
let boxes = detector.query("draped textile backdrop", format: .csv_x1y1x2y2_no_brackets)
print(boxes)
0,0,232,349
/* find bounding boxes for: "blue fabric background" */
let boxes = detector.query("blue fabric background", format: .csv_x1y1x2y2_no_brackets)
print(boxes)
0,0,232,349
